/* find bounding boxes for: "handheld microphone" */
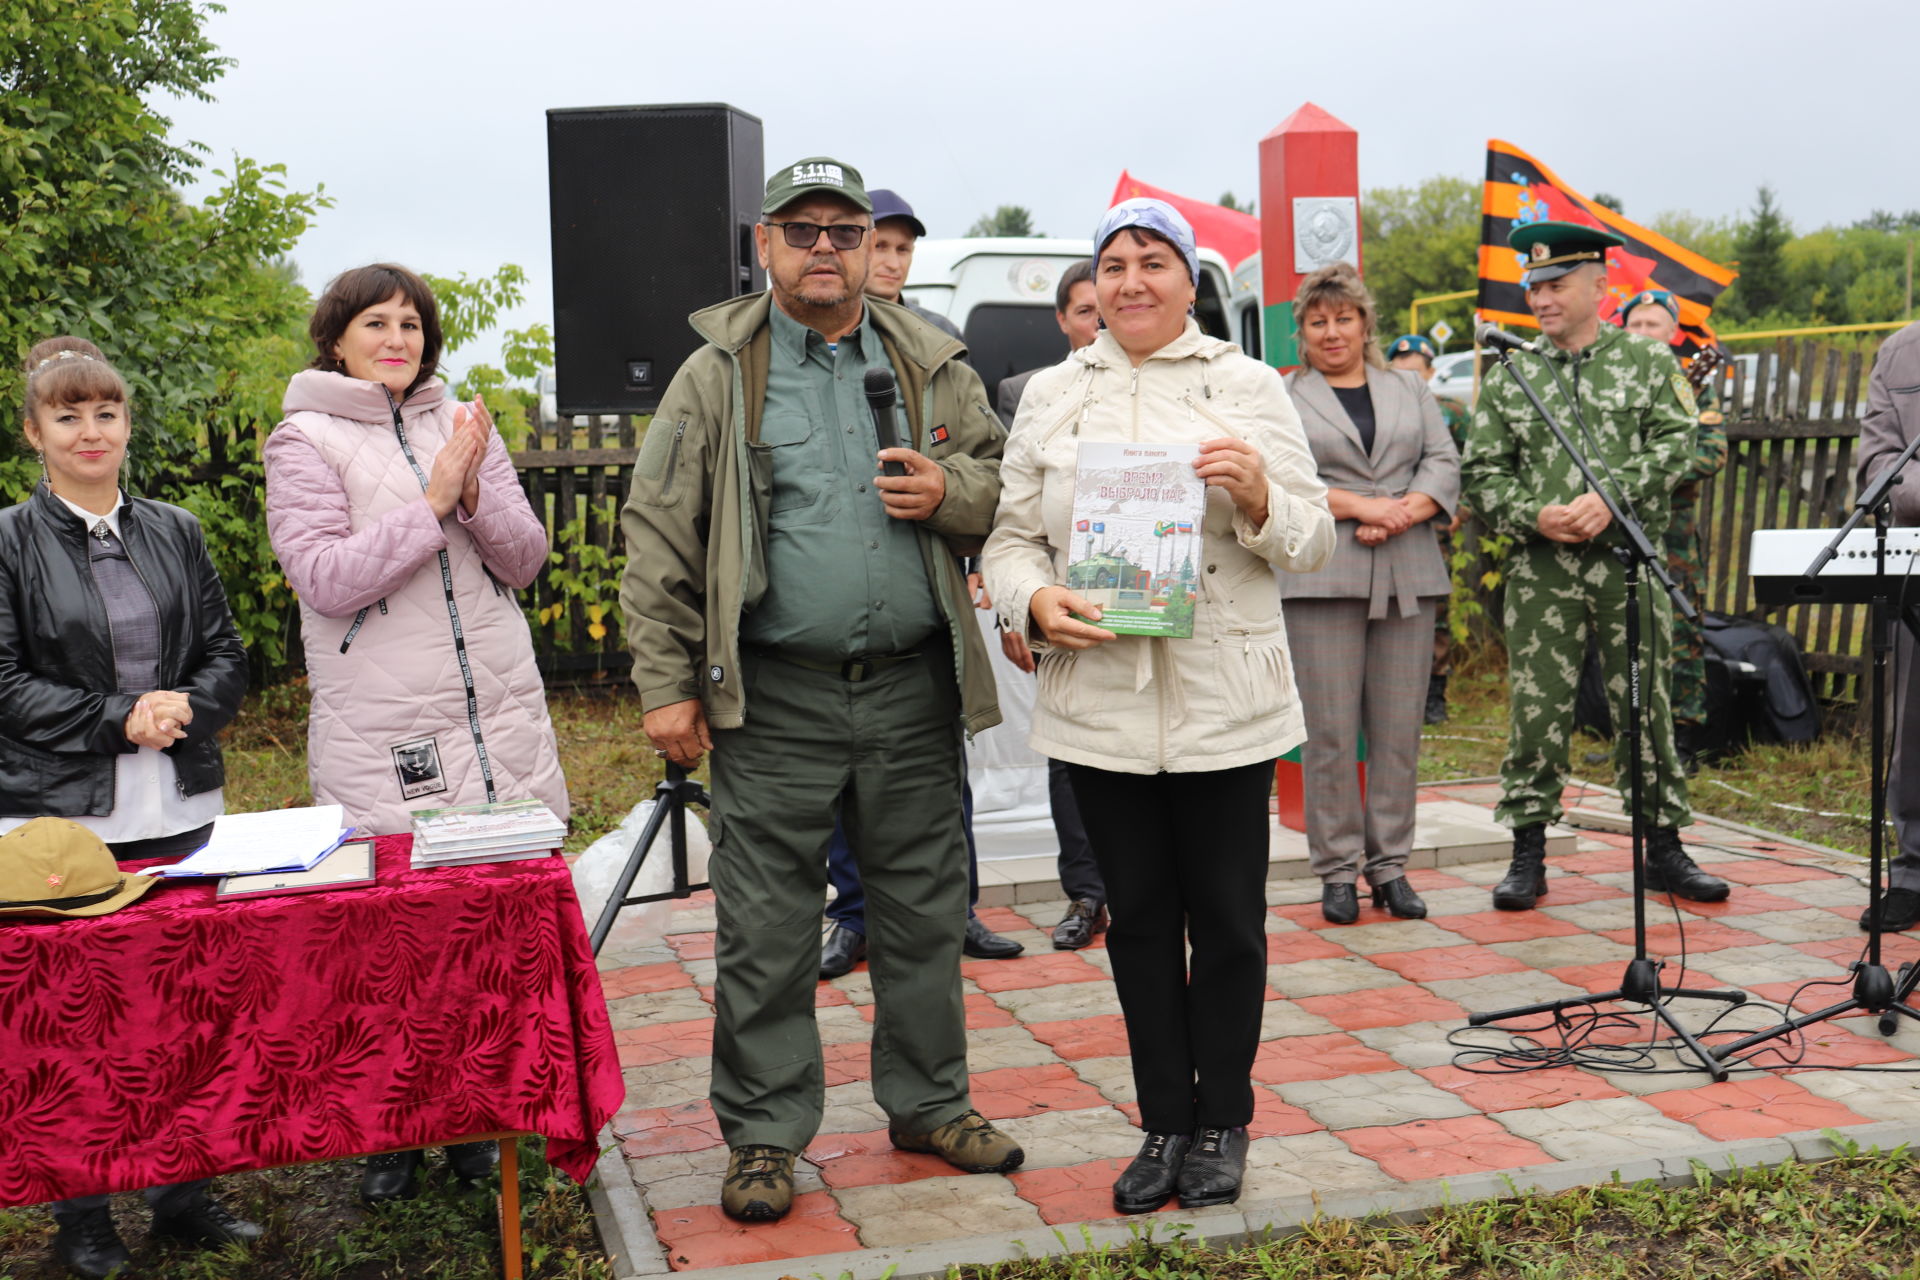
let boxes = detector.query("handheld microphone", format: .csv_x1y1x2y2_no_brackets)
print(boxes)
863,368,908,478
1474,320,1541,356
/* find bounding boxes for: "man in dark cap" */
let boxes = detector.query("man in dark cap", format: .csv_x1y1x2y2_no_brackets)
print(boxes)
1619,288,1727,769
865,188,964,340
619,155,1022,1223
1461,221,1729,911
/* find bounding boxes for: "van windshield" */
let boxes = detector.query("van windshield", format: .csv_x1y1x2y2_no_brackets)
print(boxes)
964,304,1069,408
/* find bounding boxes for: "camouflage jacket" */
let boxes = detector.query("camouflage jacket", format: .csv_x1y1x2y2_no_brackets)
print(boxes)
1462,323,1695,544
1677,359,1728,498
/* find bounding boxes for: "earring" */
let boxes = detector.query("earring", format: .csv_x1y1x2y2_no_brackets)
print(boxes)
35,452,45,483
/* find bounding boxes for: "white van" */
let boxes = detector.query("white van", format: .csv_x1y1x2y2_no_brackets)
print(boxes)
901,238,1266,406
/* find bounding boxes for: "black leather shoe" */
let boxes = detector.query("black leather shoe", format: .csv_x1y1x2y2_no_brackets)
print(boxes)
1176,1125,1249,1208
1491,825,1549,911
963,914,1024,959
1645,828,1730,902
444,1140,499,1182
1052,898,1107,950
1370,876,1428,919
52,1206,129,1279
1320,882,1359,924
819,924,867,980
361,1148,425,1204
1112,1130,1192,1214
1861,887,1920,932
1424,674,1449,725
150,1197,264,1249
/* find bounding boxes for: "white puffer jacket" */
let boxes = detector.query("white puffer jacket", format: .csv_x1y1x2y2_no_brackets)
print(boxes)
982,322,1334,775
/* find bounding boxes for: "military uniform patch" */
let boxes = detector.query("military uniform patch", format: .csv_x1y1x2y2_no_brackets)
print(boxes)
1670,372,1699,419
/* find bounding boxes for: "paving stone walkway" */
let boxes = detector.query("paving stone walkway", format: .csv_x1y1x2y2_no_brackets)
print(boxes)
590,780,1920,1275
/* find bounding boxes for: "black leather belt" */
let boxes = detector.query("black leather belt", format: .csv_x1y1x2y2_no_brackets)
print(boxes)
747,647,922,683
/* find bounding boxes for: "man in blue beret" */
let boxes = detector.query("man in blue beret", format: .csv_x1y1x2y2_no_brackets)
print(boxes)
1462,221,1729,910
1619,289,1728,770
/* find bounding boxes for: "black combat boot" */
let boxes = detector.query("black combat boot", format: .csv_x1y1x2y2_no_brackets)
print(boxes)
1424,673,1449,725
1644,828,1729,902
1491,825,1548,911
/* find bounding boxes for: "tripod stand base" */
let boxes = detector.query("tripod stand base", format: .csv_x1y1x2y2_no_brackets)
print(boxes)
1715,961,1920,1061
1467,958,1745,1082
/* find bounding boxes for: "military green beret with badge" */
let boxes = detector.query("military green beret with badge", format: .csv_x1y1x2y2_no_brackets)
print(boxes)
1511,220,1625,283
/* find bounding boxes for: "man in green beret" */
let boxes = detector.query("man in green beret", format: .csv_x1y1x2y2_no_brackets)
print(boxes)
1619,288,1728,770
1462,222,1729,909
1387,333,1470,724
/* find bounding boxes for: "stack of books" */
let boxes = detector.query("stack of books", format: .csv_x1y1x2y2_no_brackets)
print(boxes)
410,799,566,868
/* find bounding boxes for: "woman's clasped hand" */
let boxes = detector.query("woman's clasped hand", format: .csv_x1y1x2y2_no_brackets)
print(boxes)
424,397,493,520
125,691,192,748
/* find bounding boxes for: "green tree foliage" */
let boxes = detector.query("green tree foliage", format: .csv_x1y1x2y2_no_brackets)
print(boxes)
966,205,1038,238
1646,210,1739,265
1360,176,1480,344
1591,191,1624,214
423,264,552,447
1,0,329,673
1218,192,1256,216
1721,184,1794,321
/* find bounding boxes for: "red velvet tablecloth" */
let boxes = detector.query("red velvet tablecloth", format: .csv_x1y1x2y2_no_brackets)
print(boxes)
0,836,622,1206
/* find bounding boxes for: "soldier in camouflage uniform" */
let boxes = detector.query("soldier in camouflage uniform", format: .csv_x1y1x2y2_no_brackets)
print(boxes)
1388,334,1470,723
1461,223,1729,910
1619,289,1728,769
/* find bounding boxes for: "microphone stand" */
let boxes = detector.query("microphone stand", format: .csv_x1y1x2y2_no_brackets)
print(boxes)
1710,423,1920,1060
589,763,711,956
1465,343,1744,1082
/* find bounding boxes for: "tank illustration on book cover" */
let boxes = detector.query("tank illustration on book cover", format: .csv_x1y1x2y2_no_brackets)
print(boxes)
1065,441,1205,638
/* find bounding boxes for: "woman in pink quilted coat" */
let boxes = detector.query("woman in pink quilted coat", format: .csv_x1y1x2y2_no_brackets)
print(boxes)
265,263,571,1199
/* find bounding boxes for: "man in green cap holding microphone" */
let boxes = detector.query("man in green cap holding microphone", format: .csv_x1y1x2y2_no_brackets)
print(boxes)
619,155,1020,1222
1462,222,1729,910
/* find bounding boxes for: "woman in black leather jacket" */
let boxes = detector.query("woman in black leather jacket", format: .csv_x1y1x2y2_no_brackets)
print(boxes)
1,337,258,1275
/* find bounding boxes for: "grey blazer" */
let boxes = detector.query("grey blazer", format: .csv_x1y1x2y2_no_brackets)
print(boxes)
1279,364,1461,618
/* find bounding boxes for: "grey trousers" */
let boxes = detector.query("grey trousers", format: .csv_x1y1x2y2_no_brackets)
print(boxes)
52,1179,210,1223
1890,627,1920,892
1287,597,1437,885
707,643,973,1153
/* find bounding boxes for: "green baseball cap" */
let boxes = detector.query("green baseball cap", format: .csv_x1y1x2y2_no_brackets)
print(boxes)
762,156,871,216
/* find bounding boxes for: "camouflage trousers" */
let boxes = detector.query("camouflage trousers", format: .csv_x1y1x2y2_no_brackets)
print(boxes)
1497,540,1692,831
1665,495,1707,726
1432,525,1453,679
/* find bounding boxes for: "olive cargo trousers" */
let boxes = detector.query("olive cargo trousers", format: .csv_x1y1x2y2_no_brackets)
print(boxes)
706,641,973,1153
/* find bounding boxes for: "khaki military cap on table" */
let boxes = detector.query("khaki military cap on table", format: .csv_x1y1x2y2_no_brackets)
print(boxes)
0,817,157,919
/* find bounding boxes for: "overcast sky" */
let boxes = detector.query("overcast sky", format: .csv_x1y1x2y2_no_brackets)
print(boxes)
165,0,1912,377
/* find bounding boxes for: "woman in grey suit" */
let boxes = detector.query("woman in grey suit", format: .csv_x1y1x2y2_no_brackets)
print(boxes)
1281,264,1460,924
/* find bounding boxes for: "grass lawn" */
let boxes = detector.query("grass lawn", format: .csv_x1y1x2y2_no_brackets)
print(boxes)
1,672,1891,1277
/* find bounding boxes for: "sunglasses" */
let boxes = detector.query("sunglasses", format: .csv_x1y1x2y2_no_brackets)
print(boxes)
767,221,870,251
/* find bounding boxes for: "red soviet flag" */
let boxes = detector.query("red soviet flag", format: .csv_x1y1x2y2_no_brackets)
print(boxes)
1109,172,1261,268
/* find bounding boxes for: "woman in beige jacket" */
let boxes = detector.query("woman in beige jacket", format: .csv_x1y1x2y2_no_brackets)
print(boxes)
983,199,1333,1217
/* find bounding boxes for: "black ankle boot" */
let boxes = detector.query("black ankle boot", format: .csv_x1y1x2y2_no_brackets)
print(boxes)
444,1140,500,1182
1424,673,1449,725
1370,876,1428,919
1176,1126,1249,1208
1491,825,1548,911
1320,882,1359,924
361,1148,425,1204
1645,827,1729,902
1112,1130,1193,1214
52,1206,129,1280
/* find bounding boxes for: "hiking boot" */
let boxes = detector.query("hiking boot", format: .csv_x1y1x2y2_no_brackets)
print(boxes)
1860,887,1920,933
721,1145,795,1222
150,1196,264,1249
1052,898,1107,950
1112,1130,1191,1214
1424,674,1449,725
52,1205,129,1279
1644,828,1729,902
889,1109,1024,1174
1491,825,1549,911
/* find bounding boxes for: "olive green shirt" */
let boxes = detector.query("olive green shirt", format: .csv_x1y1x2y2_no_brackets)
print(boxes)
738,303,943,661
1461,323,1695,545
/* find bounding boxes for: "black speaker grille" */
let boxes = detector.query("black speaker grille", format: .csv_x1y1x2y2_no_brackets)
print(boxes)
547,104,764,417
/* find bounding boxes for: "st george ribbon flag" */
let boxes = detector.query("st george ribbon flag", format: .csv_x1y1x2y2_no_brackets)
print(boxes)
1110,172,1261,268
1477,140,1737,361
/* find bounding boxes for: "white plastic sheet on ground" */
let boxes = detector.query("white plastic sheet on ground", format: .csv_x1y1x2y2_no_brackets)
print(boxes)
571,796,712,949
965,608,1061,862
